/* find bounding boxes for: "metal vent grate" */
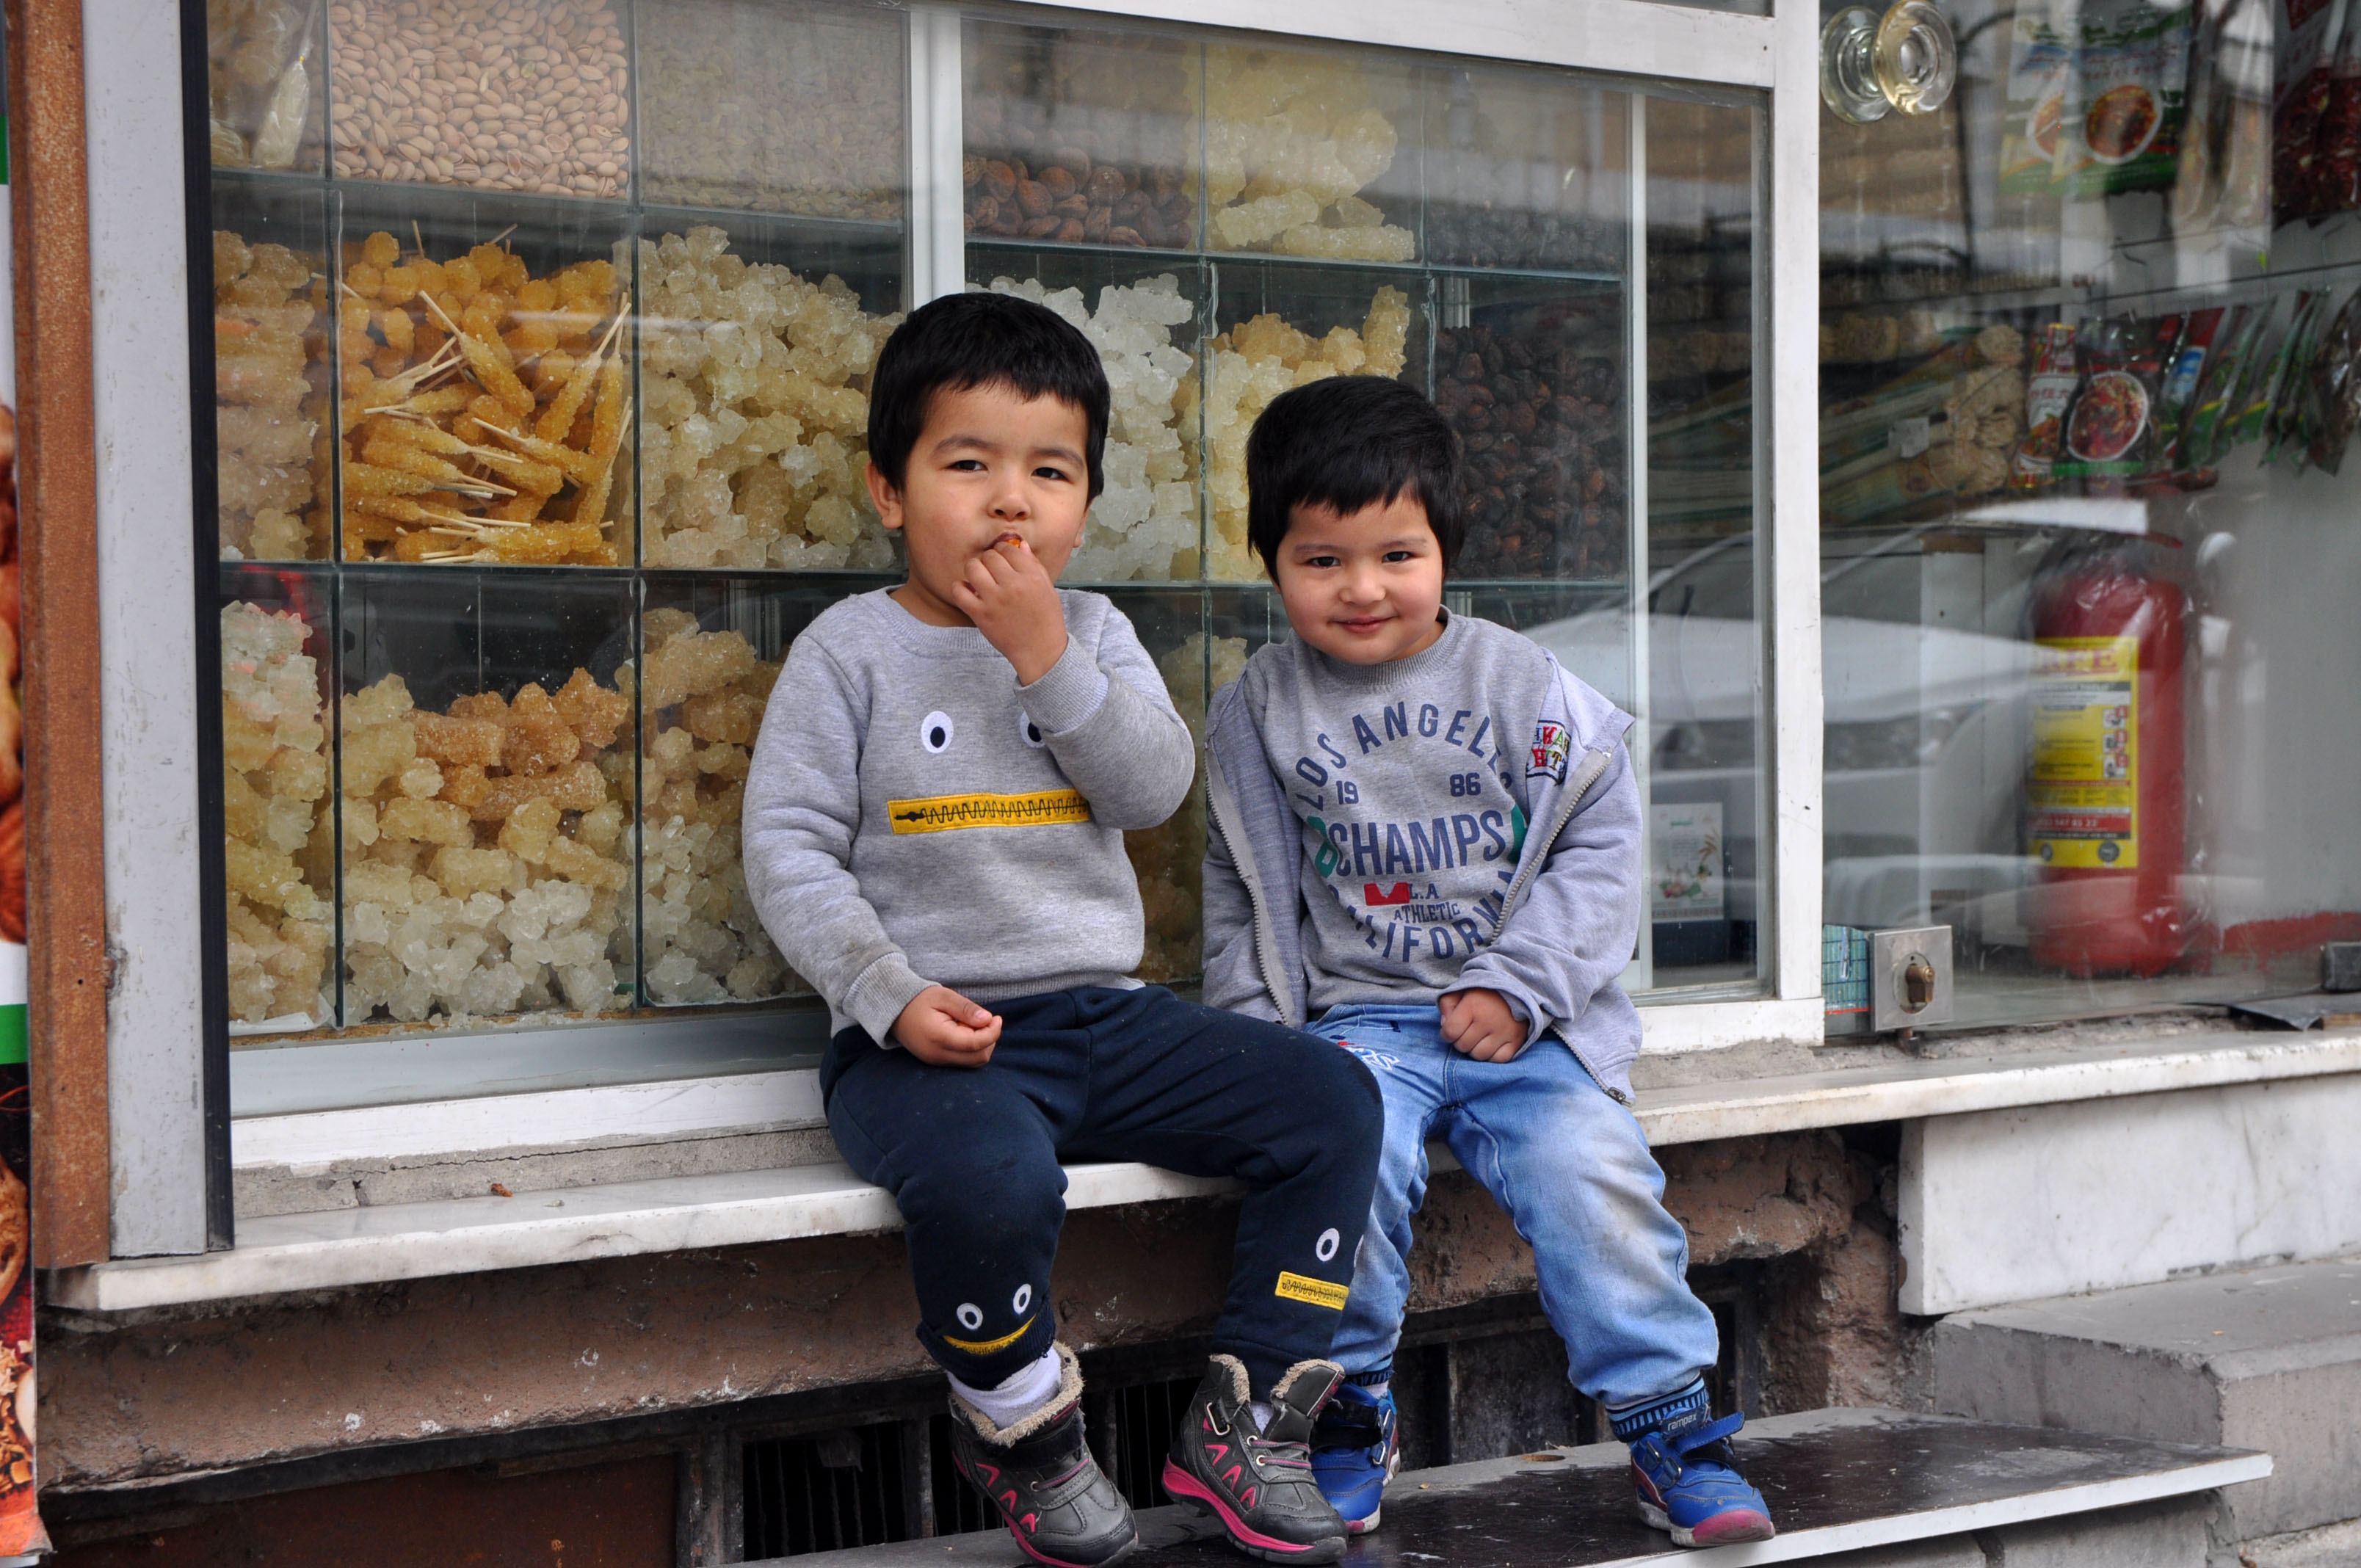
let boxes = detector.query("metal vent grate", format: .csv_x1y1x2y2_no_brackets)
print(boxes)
743,1423,917,1558
926,1415,994,1537
1089,1375,1200,1507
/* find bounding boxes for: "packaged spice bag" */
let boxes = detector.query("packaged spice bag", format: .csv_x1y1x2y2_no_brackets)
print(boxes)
2175,302,2253,481
2307,0,2361,211
2060,0,2196,198
2056,316,2173,483
2241,289,2321,449
2174,0,2274,230
2012,323,2083,487
2152,306,2224,476
2271,0,2343,218
2302,284,2361,471
1999,0,2077,196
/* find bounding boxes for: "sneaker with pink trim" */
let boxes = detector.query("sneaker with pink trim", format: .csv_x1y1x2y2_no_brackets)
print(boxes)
1161,1354,1347,1564
946,1346,1139,1568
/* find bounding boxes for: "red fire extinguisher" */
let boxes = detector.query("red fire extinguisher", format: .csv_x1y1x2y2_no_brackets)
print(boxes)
2025,538,2191,976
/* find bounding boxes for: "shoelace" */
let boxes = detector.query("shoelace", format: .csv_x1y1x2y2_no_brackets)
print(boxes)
1244,1433,1313,1473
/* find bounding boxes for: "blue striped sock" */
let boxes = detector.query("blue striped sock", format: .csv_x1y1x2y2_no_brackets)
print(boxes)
1606,1379,1712,1442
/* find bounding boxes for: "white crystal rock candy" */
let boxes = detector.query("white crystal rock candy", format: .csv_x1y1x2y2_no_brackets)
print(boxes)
640,227,904,571
1125,632,1250,983
1204,51,1418,263
221,601,333,1024
1192,286,1412,578
984,274,1200,581
638,613,797,1006
340,669,634,1027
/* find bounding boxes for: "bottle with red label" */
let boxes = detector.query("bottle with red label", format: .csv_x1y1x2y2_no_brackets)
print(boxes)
2025,536,2193,976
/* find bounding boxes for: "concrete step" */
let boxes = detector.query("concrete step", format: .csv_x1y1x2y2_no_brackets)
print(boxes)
1931,1253,2361,1543
776,1407,2265,1567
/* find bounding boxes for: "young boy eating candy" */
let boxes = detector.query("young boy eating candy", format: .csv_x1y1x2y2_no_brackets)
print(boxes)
743,292,1384,1567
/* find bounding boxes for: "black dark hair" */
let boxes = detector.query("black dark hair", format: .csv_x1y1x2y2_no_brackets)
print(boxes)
866,291,1111,500
1244,377,1463,577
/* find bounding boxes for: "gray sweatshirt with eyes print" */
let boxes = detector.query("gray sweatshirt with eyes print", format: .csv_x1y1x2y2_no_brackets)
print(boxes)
743,588,1197,1048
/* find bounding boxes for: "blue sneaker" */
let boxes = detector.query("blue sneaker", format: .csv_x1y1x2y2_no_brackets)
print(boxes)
1308,1380,1399,1534
1626,1412,1774,1547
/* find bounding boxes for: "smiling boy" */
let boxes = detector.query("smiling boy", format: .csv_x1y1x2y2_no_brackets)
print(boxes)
1200,377,1775,1548
742,293,1382,1568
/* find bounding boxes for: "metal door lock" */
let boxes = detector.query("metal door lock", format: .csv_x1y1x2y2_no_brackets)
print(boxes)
1871,925,1955,1034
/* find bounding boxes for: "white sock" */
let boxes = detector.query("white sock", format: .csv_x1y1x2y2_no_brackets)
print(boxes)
1250,1400,1275,1433
950,1346,1064,1432
1360,1381,1390,1399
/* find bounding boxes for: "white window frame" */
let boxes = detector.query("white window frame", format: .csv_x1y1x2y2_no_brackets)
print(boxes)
95,0,1824,1255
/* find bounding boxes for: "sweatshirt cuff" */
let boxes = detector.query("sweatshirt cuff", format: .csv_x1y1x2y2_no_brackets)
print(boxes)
1018,638,1110,736
842,951,932,1049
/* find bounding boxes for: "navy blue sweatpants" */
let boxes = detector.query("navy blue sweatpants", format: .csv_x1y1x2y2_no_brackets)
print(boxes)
822,985,1384,1394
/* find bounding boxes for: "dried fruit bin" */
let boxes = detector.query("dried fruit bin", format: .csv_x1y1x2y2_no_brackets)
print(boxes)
328,0,631,197
638,0,904,221
966,248,1206,583
1203,259,1424,581
964,19,1200,250
338,567,638,1027
213,176,336,562
638,214,906,573
1435,277,1630,584
332,185,634,567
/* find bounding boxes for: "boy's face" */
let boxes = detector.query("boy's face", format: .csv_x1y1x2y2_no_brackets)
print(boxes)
867,382,1092,626
1271,493,1447,666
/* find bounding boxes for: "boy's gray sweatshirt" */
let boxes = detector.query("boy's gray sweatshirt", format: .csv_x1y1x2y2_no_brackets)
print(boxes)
743,588,1196,1048
1200,614,1647,1098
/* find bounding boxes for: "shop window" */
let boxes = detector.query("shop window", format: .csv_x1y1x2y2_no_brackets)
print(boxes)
1817,0,2361,1030
200,2,1773,1117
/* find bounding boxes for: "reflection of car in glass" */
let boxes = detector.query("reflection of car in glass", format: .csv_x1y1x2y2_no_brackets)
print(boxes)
1525,569,2042,949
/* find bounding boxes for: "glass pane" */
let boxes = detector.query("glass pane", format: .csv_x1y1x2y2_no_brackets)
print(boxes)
214,179,335,562
1639,93,1763,991
334,187,632,565
1204,38,1421,261
1819,0,2361,1029
1106,589,1225,984
965,249,1207,581
338,567,637,1029
1424,64,1631,275
638,575,853,1006
1202,260,1425,580
639,0,905,220
639,215,905,571
221,565,338,1034
211,0,327,172
963,18,1200,250
327,0,630,197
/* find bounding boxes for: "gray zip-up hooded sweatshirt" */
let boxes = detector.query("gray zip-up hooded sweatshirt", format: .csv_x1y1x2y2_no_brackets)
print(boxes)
743,588,1196,1048
1201,614,1645,1099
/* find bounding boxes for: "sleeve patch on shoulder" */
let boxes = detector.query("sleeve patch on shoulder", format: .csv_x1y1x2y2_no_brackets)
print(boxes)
1528,722,1571,783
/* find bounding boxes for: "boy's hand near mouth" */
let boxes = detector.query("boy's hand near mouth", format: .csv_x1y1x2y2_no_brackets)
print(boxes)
951,533,1070,686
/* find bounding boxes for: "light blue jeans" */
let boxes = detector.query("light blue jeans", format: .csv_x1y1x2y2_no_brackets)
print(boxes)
1315,1003,1719,1409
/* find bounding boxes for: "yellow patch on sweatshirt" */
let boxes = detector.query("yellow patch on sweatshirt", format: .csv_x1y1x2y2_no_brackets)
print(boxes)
1274,1271,1349,1310
887,789,1092,835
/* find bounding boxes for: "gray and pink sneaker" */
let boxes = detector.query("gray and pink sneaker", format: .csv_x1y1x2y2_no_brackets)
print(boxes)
1161,1354,1348,1564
